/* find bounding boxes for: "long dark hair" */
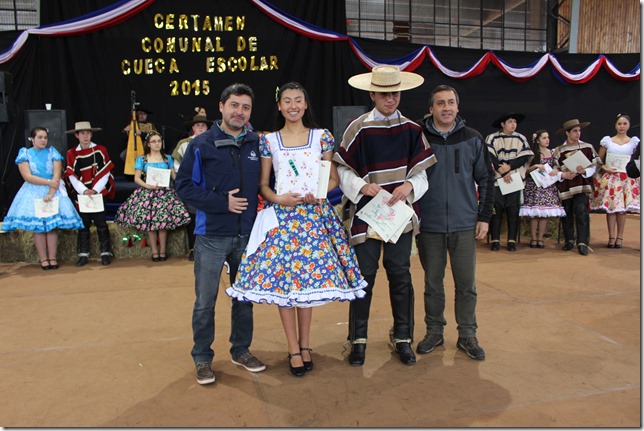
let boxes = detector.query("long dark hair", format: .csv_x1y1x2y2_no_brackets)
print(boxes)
143,131,167,163
529,129,549,167
273,82,319,131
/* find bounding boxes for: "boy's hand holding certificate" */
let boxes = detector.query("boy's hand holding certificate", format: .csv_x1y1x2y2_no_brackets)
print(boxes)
356,189,414,243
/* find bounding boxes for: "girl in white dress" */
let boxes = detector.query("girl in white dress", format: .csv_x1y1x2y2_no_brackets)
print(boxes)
591,114,640,248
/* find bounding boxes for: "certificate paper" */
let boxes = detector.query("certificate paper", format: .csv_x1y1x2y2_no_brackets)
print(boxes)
34,197,59,218
146,167,171,187
316,161,331,199
604,153,631,173
529,163,558,188
78,194,105,213
562,150,592,173
356,189,414,243
496,172,524,195
276,154,330,198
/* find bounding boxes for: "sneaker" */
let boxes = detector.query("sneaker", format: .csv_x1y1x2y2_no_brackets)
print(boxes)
196,362,215,385
231,351,266,373
416,333,444,354
457,337,486,360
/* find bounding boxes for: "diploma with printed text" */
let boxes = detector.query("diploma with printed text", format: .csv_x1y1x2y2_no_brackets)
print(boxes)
356,189,414,243
146,167,171,188
604,153,631,173
78,194,105,213
530,163,558,188
34,197,59,218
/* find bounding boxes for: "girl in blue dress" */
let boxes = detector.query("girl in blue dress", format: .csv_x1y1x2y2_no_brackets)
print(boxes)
115,131,190,261
2,127,84,270
226,82,366,377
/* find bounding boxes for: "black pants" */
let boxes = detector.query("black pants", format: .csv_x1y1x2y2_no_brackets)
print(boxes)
561,193,590,245
490,189,520,243
78,211,112,256
348,232,414,342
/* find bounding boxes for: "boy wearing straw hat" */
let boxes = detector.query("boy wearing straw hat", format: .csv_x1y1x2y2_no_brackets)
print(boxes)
552,118,600,256
334,65,436,366
64,121,116,266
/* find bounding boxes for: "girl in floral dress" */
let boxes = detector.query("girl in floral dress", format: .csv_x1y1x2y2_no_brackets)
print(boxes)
226,82,366,377
2,127,84,269
115,131,190,261
519,129,566,248
591,114,640,248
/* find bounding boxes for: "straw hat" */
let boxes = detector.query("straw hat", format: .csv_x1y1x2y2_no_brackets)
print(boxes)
556,118,590,135
491,112,525,128
348,65,424,92
65,121,102,134
183,114,213,128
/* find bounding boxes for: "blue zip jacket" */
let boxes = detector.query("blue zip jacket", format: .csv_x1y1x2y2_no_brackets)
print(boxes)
175,122,260,236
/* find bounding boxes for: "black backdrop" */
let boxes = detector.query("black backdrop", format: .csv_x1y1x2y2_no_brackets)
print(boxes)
0,0,639,218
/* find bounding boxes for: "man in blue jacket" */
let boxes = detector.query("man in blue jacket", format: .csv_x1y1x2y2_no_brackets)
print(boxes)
415,85,495,361
176,83,265,385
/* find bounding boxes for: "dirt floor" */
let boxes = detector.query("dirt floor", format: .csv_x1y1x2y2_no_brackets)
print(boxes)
0,213,640,427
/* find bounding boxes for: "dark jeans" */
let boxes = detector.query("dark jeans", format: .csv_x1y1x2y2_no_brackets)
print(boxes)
489,189,520,243
416,230,478,338
77,210,111,256
191,234,253,364
561,193,590,245
348,232,414,342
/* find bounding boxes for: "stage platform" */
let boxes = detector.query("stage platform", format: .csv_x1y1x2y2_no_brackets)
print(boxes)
0,213,639,427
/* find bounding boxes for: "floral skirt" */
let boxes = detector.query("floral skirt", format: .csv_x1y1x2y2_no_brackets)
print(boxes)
227,201,367,308
115,187,190,231
591,172,640,214
519,178,566,218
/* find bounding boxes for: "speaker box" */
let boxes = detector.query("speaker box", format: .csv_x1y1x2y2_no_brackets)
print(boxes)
332,106,368,151
0,71,13,123
25,110,68,156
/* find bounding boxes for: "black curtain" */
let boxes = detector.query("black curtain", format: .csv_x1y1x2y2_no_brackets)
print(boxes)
0,0,639,218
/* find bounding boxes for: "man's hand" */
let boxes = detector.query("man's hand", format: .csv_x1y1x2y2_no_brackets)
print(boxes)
228,188,248,214
475,221,489,240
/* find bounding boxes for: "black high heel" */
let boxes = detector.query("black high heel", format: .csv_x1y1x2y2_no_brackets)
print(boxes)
48,259,59,270
40,259,51,270
287,352,305,377
615,237,623,249
607,237,616,248
300,347,313,371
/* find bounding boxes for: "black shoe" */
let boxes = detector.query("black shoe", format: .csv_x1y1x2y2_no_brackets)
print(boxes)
287,352,305,377
490,242,500,251
159,254,167,261
76,256,89,267
48,259,59,270
300,348,313,371
101,255,111,265
40,259,51,270
507,242,516,251
394,342,416,365
457,337,486,360
529,240,538,248
562,241,575,251
348,343,366,366
578,244,589,256
537,240,545,249
615,238,623,249
188,249,194,261
416,333,444,354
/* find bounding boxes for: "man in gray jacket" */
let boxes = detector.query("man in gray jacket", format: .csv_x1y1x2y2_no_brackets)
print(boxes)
415,85,495,361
